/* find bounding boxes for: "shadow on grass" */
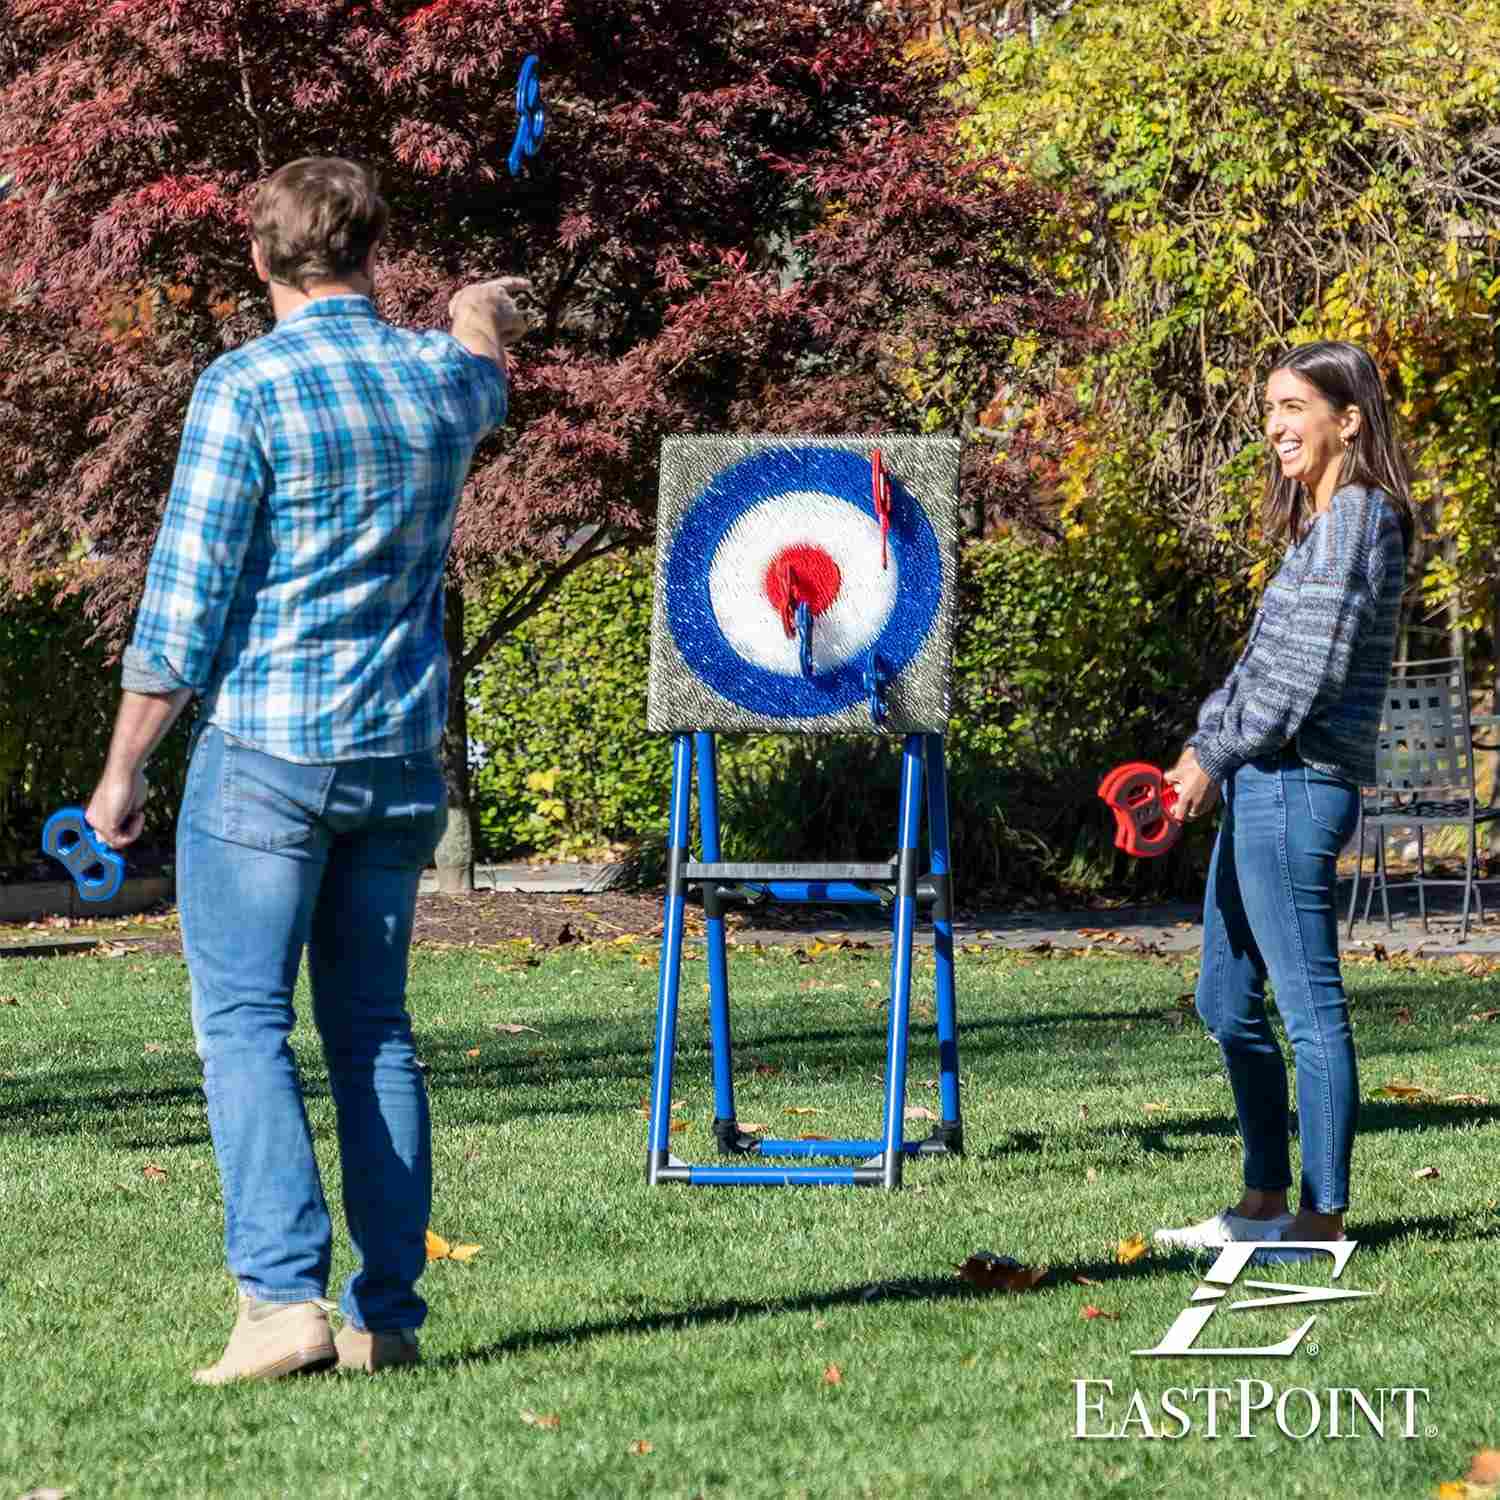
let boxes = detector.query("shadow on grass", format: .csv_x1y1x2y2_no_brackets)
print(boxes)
5,1008,1497,1145
428,1270,1150,1368
432,1213,1474,1368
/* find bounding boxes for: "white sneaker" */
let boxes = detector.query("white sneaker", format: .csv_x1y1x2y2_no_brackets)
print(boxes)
1152,1207,1294,1251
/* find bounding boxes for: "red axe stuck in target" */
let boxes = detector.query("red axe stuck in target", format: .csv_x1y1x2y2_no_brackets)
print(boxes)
1097,761,1184,859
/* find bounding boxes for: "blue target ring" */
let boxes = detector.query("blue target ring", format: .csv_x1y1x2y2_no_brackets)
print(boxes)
663,447,942,720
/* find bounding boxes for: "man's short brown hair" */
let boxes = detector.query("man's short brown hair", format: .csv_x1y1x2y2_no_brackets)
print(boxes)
251,157,389,292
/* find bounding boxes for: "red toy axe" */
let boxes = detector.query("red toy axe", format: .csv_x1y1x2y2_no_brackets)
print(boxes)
1097,761,1183,859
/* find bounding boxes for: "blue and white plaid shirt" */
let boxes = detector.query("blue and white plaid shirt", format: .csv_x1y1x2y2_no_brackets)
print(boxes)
123,295,506,762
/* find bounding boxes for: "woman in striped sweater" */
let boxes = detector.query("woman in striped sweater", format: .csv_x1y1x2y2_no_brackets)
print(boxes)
1154,341,1413,1260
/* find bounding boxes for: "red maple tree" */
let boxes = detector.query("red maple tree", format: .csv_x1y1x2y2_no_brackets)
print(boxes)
0,0,1092,885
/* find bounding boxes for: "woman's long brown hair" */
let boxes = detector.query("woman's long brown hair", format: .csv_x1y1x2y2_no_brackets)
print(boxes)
1262,340,1414,553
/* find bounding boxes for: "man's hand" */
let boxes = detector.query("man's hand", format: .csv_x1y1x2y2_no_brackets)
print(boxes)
1163,746,1220,823
84,687,192,848
85,766,150,849
449,276,531,360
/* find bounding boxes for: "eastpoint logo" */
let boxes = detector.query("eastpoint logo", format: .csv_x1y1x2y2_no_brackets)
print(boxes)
1070,1241,1436,1441
1137,1240,1372,1358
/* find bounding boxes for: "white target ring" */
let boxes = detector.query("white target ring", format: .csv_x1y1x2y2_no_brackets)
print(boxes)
706,491,898,677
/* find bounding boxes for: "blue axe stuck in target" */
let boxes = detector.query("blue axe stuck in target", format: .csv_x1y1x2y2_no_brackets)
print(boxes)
41,807,127,903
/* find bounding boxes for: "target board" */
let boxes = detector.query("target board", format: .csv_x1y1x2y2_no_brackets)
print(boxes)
648,436,962,734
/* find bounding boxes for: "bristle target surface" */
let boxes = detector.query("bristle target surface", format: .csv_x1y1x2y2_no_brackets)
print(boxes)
649,436,961,734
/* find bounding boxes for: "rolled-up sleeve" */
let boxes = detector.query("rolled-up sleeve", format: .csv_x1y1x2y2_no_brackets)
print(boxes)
124,362,268,694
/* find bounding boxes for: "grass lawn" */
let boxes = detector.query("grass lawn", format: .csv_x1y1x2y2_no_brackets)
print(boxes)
1,934,1497,1499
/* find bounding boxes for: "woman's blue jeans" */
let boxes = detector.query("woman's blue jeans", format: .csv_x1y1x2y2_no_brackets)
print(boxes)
1195,752,1361,1214
178,724,447,1331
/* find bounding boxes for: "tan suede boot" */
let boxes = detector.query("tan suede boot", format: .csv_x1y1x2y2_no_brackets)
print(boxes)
334,1323,421,1373
192,1295,338,1385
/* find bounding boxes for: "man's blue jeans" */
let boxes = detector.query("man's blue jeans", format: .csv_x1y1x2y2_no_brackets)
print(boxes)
1196,752,1361,1214
178,724,447,1331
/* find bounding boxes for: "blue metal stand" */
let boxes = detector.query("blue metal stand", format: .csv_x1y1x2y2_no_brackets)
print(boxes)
646,731,963,1189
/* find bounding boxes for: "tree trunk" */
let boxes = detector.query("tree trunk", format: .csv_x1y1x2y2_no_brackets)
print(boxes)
433,583,475,894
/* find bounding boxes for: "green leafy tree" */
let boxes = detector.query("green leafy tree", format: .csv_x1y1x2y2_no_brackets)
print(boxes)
961,0,1500,662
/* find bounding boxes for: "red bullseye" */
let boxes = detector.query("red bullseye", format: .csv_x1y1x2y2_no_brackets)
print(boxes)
764,545,842,639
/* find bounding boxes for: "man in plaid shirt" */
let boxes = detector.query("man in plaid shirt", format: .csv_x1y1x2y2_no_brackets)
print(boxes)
83,157,526,1383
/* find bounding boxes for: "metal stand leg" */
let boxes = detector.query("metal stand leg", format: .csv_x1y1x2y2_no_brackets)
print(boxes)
646,735,694,1184
1461,821,1476,944
923,733,962,1153
1417,826,1429,933
696,731,755,1153
645,732,965,1189
1346,812,1364,940
1366,829,1391,931
878,736,925,1189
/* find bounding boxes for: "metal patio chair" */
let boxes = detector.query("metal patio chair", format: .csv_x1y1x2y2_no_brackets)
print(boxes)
1347,656,1500,943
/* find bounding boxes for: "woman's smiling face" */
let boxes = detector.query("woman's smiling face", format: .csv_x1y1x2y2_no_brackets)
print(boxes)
1263,367,1358,499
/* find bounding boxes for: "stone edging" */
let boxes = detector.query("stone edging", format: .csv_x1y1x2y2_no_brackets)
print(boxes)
0,875,175,924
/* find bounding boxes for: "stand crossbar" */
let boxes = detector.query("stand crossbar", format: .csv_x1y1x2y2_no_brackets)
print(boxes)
646,730,964,1190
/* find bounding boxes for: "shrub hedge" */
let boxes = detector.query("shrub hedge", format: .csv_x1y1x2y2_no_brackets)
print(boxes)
467,541,1221,898
0,589,194,871
0,541,1220,898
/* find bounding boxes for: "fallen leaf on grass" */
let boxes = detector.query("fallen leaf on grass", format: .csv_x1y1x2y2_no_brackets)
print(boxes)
18,1489,69,1500
1374,1081,1433,1100
905,1105,937,1121
1116,1234,1149,1265
0,995,19,1006
752,1061,781,1076
784,1106,819,1116
1414,1166,1441,1180
823,1363,843,1385
1394,1007,1414,1024
425,1229,481,1263
1143,1102,1169,1114
627,1439,654,1456
955,1252,1047,1293
1445,1093,1490,1106
1072,1274,1102,1287
738,1121,769,1134
464,1047,480,1058
639,1096,684,1118
142,1163,168,1182
493,1022,540,1035
1471,1010,1500,1023
143,1043,163,1054
1467,1450,1500,1486
1085,1168,1098,1183
1080,1305,1119,1321
519,1410,560,1430
798,1133,832,1142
